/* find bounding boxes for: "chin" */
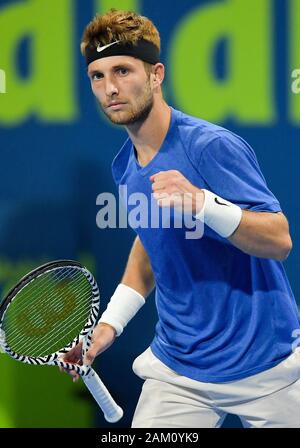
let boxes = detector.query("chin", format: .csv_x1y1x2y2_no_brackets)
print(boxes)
105,103,151,125
108,113,127,123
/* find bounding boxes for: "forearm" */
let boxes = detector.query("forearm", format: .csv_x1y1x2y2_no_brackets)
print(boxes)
189,187,292,261
228,210,292,261
99,236,154,336
121,235,155,298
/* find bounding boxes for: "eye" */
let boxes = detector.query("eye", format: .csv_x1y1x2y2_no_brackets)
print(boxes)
91,72,103,81
117,68,129,76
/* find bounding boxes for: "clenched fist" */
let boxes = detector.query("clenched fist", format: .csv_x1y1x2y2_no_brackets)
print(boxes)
150,170,205,215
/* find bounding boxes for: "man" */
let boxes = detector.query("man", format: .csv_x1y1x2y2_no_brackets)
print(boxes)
61,9,300,428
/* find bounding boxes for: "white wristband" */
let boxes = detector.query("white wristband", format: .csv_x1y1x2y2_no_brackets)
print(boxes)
195,189,242,238
99,284,146,337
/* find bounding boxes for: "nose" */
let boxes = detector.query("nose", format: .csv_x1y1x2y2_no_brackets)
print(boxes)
104,76,119,97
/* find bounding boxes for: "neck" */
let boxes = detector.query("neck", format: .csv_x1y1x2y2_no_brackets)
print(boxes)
125,100,171,166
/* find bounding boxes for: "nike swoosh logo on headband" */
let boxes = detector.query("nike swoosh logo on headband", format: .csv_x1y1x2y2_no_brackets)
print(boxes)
97,40,121,53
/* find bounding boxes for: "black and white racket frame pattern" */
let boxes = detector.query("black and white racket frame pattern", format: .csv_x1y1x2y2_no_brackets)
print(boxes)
0,260,100,376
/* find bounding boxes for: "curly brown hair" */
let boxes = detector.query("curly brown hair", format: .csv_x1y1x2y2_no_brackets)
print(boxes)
81,9,161,75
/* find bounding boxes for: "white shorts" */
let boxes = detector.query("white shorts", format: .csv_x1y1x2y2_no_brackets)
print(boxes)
131,347,300,428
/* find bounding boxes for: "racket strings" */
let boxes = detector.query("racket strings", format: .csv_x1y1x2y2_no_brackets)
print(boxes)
4,267,81,318
5,274,90,341
6,272,89,346
3,269,86,341
4,272,91,356
2,267,94,357
12,291,93,356
10,287,92,356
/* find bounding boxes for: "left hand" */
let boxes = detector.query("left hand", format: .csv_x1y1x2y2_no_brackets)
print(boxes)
150,170,205,215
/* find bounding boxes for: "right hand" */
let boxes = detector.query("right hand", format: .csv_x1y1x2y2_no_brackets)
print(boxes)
59,323,117,382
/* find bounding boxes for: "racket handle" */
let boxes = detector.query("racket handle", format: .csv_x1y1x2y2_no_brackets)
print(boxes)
82,367,123,423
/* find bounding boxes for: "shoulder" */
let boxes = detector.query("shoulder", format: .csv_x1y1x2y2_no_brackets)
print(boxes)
174,108,255,168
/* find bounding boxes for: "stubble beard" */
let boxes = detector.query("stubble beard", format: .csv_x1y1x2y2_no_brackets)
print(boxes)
102,81,154,126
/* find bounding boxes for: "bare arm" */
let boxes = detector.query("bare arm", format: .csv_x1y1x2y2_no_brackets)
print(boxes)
60,236,155,380
228,211,293,261
120,235,155,298
150,170,293,262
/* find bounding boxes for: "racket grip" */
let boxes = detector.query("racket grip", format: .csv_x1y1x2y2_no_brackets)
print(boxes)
82,368,123,423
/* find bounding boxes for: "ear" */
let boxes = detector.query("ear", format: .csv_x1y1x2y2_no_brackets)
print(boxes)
152,63,165,87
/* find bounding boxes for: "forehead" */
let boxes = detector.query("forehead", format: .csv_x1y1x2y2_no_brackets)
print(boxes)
87,55,144,73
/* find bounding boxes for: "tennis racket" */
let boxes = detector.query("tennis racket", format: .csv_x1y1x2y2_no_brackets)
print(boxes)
0,260,123,423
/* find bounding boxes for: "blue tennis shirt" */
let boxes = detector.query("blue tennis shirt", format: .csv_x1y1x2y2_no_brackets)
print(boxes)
111,106,300,383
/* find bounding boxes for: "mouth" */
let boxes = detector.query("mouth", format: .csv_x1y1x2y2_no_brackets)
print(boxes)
107,103,126,110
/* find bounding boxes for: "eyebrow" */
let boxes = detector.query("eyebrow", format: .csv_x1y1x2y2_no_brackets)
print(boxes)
87,63,133,77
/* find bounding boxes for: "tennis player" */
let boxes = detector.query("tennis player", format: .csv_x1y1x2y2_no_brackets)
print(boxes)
61,9,300,428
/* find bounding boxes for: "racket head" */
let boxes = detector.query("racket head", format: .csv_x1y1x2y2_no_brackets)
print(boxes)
0,260,100,365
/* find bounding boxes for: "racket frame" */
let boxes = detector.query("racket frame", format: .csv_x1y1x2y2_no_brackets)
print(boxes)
0,260,99,373
0,260,124,422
